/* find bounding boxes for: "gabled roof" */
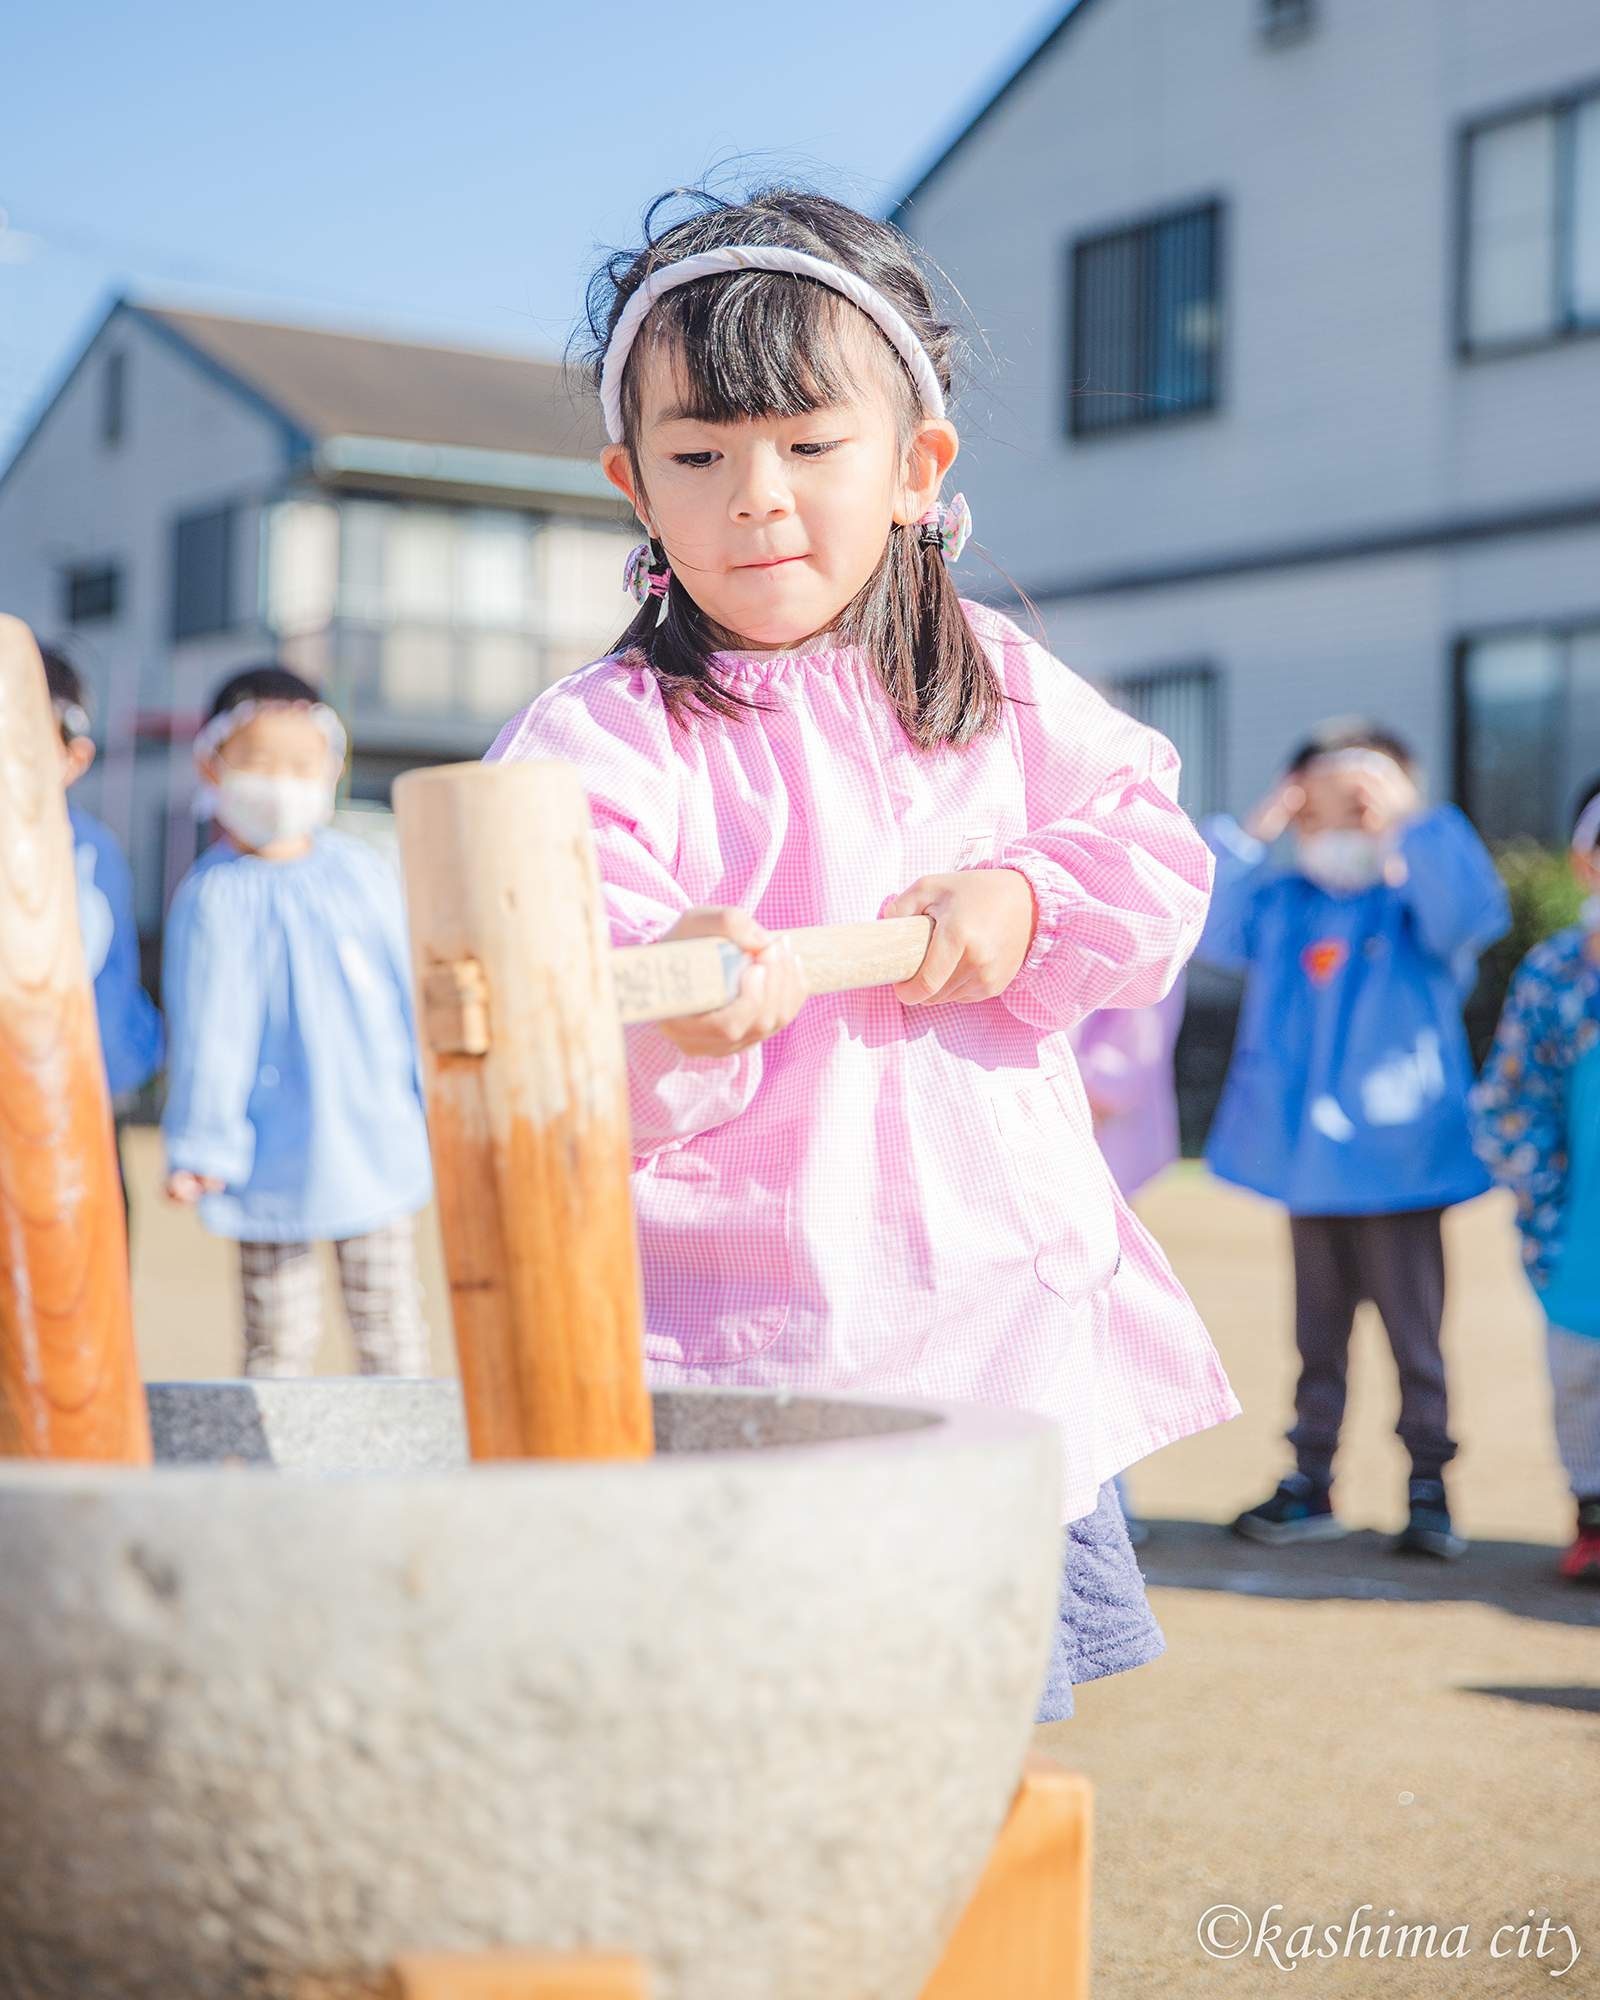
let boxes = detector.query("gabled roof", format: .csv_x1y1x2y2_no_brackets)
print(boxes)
135,306,606,461
891,0,1101,226
0,295,611,500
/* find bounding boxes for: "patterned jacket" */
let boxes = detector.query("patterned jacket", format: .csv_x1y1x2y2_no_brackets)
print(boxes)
1471,922,1600,1290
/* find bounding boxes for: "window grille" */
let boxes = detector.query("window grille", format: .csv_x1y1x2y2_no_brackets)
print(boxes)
1456,626,1600,842
1109,664,1223,821
1461,87,1600,353
172,507,234,640
63,564,120,625
1069,203,1223,436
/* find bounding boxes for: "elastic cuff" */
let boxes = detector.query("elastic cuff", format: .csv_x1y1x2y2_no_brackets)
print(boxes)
998,849,1074,973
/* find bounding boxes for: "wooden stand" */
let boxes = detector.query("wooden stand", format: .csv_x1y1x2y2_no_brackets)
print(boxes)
919,1753,1093,2000
383,1755,1090,1999
0,616,149,1463
387,1952,651,1999
393,759,653,1461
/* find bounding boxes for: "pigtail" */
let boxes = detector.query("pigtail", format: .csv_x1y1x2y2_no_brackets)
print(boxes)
610,535,769,726
834,526,1004,751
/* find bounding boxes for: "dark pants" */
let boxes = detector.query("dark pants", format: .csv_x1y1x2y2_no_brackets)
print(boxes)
1287,1208,1456,1482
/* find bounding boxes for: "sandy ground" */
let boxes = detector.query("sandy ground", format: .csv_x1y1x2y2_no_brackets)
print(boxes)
124,1136,1598,1993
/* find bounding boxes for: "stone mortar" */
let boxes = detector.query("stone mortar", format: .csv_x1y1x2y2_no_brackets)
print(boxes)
0,1382,1059,2000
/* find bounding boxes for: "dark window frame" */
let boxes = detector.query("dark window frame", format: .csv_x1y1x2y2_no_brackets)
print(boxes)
171,506,235,641
62,563,121,626
1455,76,1600,361
1453,614,1600,840
1258,0,1315,48
102,350,126,447
1065,198,1226,441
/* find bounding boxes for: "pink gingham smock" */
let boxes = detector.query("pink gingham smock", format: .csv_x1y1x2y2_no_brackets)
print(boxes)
488,602,1238,1519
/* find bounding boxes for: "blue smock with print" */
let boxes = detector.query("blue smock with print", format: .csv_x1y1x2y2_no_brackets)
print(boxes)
69,803,164,1098
161,828,432,1242
1196,805,1508,1215
1472,921,1600,1333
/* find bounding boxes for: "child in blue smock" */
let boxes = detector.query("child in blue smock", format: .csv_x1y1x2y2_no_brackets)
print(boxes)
163,666,433,1377
1472,776,1600,1584
1198,720,1508,1557
40,646,164,1183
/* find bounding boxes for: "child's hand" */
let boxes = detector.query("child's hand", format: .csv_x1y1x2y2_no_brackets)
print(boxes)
1351,758,1419,832
884,868,1037,1006
1243,778,1306,843
651,907,808,1057
166,1169,224,1204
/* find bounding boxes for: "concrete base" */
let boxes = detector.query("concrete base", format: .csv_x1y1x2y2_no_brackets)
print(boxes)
0,1383,1059,2000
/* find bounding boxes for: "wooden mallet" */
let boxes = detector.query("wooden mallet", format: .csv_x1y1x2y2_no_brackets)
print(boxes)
393,759,931,1465
0,616,149,1463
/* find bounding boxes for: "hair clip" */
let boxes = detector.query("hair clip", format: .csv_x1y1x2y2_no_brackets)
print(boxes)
915,493,972,566
51,698,92,742
624,542,672,605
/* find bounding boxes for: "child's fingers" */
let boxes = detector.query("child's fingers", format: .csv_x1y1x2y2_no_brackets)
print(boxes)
1244,780,1305,843
882,877,943,922
895,916,963,1004
653,938,805,1055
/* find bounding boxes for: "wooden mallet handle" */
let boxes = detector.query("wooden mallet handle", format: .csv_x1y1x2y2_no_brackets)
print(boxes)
0,616,149,1462
394,758,654,1462
611,917,933,1025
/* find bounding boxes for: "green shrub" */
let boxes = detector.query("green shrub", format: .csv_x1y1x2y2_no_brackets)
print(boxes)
1463,840,1586,1068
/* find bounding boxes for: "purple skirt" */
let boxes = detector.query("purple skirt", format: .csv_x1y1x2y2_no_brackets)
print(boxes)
1035,1479,1165,1722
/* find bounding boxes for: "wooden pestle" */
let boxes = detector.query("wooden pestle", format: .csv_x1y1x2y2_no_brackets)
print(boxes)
394,759,655,1461
394,758,937,1463
0,617,150,1462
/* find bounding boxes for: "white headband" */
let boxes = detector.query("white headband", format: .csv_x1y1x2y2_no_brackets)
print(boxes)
599,245,947,444
192,697,347,768
1573,793,1600,855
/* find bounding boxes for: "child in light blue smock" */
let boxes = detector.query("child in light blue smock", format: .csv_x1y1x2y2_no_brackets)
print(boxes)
1472,775,1600,1584
162,665,433,1376
1197,720,1508,1558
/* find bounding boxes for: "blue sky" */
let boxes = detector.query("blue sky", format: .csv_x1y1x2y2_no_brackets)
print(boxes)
0,0,1071,458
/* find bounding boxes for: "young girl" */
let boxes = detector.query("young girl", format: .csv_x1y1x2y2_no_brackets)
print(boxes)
163,666,433,1378
489,189,1237,1719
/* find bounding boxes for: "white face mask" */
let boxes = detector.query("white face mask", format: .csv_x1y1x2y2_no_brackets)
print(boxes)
212,769,335,850
1295,828,1385,896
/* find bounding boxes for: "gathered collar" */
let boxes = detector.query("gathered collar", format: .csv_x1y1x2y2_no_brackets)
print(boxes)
707,628,866,685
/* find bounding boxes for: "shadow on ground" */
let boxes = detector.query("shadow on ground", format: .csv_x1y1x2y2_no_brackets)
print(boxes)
1138,1518,1600,1628
1462,1683,1600,1713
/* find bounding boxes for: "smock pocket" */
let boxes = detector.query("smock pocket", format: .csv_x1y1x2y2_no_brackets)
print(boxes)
990,1075,1119,1304
636,1129,794,1368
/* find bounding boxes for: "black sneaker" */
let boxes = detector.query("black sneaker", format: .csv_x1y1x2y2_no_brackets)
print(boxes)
1232,1473,1348,1546
1392,1478,1467,1560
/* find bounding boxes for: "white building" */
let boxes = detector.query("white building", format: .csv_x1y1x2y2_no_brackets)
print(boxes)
0,302,635,943
897,0,1600,840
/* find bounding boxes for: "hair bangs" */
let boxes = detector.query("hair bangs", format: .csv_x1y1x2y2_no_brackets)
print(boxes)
625,278,901,439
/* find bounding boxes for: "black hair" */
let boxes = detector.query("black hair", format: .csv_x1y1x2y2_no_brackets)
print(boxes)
205,663,320,724
1285,717,1417,776
1572,772,1600,840
582,187,1003,751
39,643,90,743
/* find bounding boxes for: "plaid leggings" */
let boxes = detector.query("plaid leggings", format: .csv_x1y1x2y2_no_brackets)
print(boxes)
238,1213,430,1378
